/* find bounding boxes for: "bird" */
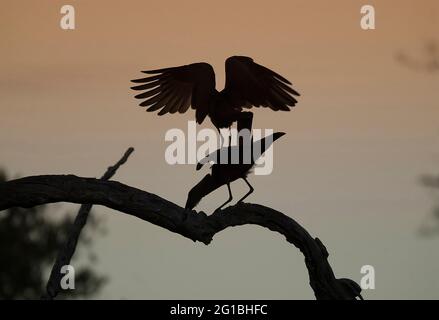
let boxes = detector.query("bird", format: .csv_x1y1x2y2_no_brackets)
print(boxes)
131,56,300,135
184,132,286,212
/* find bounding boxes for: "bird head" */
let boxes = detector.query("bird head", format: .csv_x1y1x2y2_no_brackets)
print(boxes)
185,174,218,210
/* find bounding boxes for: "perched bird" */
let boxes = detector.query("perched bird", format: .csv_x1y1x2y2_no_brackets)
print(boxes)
185,132,286,212
131,56,300,134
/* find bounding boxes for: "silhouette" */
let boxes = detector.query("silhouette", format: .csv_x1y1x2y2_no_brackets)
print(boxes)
1,171,361,300
131,56,300,135
0,169,106,299
185,132,285,211
337,278,364,300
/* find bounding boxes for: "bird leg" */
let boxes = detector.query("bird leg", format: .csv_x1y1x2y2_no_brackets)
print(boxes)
237,112,253,153
217,127,232,148
237,178,254,204
215,183,233,211
228,126,232,146
237,112,253,135
217,127,224,147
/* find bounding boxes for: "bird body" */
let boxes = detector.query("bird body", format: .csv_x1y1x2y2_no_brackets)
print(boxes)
207,93,242,130
131,57,296,210
185,132,286,211
131,56,300,133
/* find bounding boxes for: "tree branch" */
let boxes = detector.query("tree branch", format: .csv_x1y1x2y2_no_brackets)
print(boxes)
42,147,135,299
0,174,363,300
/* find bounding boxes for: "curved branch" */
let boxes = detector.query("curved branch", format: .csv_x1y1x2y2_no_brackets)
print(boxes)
0,175,362,300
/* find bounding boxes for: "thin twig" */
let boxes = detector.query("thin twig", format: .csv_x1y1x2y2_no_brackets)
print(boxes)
41,147,134,299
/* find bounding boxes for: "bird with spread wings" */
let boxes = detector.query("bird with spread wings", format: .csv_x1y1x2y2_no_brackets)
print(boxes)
131,56,300,134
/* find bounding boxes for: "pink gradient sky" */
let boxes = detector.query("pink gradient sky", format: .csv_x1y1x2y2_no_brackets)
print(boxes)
1,0,439,299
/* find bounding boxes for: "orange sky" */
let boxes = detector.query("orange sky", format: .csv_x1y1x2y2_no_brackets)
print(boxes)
1,0,439,299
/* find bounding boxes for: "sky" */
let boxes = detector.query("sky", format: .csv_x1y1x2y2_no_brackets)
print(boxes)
1,0,439,299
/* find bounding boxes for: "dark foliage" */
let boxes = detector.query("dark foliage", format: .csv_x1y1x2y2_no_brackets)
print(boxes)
0,169,107,299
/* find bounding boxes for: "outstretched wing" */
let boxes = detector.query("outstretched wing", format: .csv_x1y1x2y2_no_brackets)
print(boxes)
131,63,216,124
223,56,300,111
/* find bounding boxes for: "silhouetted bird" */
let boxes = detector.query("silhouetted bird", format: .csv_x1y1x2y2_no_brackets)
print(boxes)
185,132,286,212
131,56,300,134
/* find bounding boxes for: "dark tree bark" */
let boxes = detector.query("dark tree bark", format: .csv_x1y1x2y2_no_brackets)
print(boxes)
0,174,363,300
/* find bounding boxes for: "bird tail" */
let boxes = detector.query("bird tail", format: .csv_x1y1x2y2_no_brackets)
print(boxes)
196,132,286,169
252,132,286,160
185,174,222,210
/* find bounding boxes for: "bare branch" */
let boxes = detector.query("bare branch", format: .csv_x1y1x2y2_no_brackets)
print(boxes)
43,147,134,299
0,174,362,300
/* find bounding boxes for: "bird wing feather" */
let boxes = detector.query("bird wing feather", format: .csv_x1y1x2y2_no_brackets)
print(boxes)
131,63,216,124
223,56,300,111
